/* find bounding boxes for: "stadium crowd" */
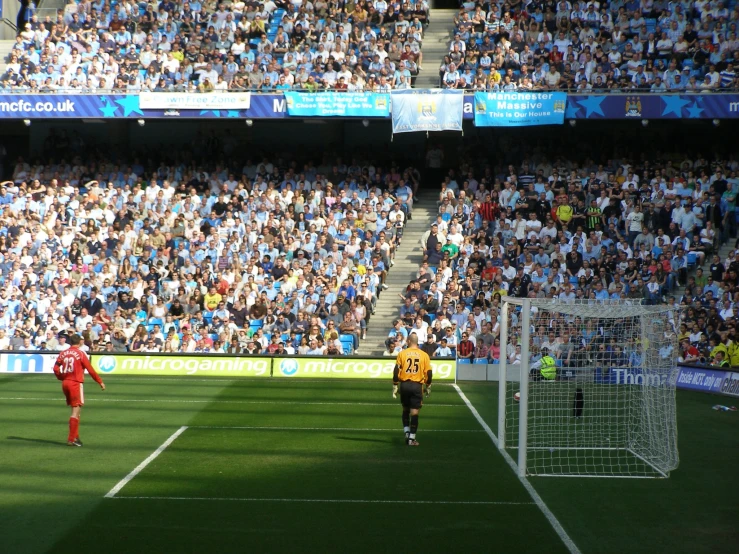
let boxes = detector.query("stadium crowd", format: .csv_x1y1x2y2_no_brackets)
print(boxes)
386,153,739,368
0,140,419,354
2,0,429,92
441,0,739,91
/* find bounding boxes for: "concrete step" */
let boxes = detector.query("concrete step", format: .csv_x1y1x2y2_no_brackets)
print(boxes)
362,192,438,355
415,9,457,88
0,39,16,73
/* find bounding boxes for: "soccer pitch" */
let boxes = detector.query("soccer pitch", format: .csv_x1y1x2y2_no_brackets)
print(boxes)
1,376,737,554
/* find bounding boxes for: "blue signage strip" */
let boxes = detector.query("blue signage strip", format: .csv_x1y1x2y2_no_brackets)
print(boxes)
473,92,567,126
676,366,739,396
284,92,389,117
0,94,287,119
561,93,739,120
391,89,464,133
1,93,738,120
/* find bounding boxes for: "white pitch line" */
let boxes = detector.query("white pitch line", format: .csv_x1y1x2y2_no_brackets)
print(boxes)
189,426,482,432
104,426,188,499
47,377,462,385
0,397,461,408
452,384,581,554
109,496,533,506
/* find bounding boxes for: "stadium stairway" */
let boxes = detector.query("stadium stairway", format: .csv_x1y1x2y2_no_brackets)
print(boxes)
415,9,458,89
0,39,14,72
363,191,438,355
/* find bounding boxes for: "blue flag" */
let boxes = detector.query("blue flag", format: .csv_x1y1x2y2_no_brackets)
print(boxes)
284,92,390,117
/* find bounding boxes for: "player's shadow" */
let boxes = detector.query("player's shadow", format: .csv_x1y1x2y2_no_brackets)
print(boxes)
335,436,392,444
7,436,68,446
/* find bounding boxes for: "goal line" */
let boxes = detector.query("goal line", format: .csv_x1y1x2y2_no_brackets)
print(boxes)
453,384,581,554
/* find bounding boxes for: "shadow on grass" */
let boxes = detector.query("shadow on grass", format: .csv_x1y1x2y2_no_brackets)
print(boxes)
7,436,68,446
334,436,393,444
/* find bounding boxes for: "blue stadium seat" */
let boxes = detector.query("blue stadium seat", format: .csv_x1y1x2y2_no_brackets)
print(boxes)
457,358,471,364
473,357,488,364
339,334,354,354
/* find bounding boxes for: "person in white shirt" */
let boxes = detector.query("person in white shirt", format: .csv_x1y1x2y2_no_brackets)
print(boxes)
626,204,644,245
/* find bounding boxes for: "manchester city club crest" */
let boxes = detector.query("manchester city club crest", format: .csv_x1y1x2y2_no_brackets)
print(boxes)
475,99,487,114
553,100,566,113
419,99,436,119
625,96,642,117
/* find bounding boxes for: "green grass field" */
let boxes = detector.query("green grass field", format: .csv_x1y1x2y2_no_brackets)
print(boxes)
1,375,737,554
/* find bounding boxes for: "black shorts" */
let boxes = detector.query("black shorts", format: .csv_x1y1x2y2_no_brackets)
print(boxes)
399,381,423,409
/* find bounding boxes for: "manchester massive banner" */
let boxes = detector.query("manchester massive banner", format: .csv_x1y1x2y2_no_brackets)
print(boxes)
390,89,464,133
1,93,739,120
474,92,567,126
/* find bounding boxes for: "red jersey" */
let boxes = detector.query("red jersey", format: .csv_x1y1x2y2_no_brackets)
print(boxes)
53,347,103,385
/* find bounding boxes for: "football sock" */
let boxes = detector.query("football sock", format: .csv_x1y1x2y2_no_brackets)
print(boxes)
409,433,416,440
402,411,410,431
68,417,79,442
410,415,418,436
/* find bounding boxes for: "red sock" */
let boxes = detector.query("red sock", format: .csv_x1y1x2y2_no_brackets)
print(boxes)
68,417,79,442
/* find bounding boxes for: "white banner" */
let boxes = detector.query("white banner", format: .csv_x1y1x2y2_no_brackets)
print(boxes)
390,89,464,134
138,93,251,110
0,353,58,373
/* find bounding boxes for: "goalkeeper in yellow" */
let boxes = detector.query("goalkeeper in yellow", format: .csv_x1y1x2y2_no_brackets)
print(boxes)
393,334,432,446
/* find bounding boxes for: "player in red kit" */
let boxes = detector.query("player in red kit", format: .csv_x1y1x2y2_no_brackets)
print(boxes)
53,335,106,446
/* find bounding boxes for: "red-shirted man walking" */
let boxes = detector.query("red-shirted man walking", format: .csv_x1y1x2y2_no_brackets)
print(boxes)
53,335,106,446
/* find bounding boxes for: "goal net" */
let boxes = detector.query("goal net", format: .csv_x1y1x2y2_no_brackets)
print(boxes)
498,297,680,478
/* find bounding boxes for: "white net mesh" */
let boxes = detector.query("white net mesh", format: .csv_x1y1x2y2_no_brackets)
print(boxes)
500,298,680,478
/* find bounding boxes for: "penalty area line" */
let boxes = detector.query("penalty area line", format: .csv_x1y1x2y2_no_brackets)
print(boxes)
452,384,582,554
188,426,483,432
109,496,534,506
104,426,188,499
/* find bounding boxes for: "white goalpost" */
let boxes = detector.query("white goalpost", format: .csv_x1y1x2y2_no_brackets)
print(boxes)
498,297,680,478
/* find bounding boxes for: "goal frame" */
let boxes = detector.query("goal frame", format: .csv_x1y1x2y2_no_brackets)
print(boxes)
498,296,679,479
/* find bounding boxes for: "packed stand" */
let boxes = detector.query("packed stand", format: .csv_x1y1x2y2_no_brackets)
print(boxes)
1,0,429,92
385,155,739,369
440,0,739,91
0,144,420,355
